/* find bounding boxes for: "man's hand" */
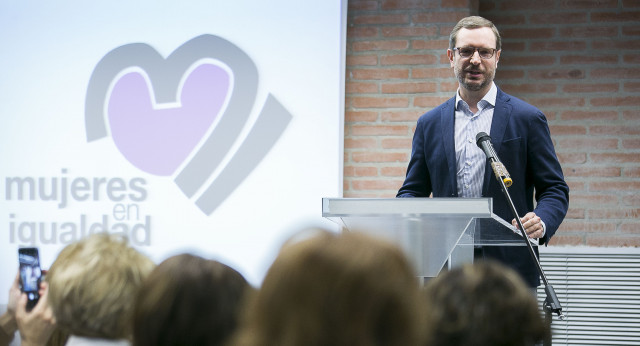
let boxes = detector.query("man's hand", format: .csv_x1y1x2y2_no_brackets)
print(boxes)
15,282,56,346
512,212,544,239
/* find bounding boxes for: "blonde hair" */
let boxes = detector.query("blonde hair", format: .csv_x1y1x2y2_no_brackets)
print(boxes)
233,229,426,346
46,233,154,339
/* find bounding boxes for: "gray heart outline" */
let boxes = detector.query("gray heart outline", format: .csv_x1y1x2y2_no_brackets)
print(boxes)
85,34,292,215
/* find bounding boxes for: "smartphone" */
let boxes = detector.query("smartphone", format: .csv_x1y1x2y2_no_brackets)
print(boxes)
18,247,42,311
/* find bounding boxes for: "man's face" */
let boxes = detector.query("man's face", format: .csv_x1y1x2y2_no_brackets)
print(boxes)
448,27,500,93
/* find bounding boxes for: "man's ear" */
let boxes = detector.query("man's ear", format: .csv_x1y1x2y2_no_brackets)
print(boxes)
447,49,454,67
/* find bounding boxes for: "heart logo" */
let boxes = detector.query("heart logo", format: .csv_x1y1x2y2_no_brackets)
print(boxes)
108,64,230,176
85,35,292,215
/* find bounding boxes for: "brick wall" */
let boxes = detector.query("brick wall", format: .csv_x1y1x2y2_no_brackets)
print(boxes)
344,0,640,246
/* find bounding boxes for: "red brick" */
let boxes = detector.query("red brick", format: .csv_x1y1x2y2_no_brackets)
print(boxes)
352,96,409,108
566,181,586,192
346,55,378,66
530,41,587,51
381,82,437,94
529,12,588,24
381,110,423,121
620,222,640,234
528,69,585,80
587,236,640,247
592,11,640,22
623,110,640,120
502,28,556,40
559,25,618,38
624,167,640,177
348,0,378,11
414,96,452,107
346,81,378,94
500,55,556,67
412,11,467,24
345,110,378,122
560,221,617,233
563,166,621,177
557,152,587,164
381,138,412,149
352,40,410,52
500,0,555,10
591,96,640,107
591,181,640,191
381,166,407,176
500,83,557,94
352,14,409,25
623,55,640,64
622,25,640,36
350,125,409,136
412,39,449,50
354,167,379,177
591,153,640,163
622,194,640,206
624,82,640,92
592,68,640,79
563,83,619,93
590,208,640,219
559,0,618,9
593,39,640,50
561,110,618,121
441,0,470,9
494,69,526,79
527,97,585,107
351,68,410,80
557,138,618,150
382,26,437,38
344,138,378,149
381,0,439,10
560,55,619,65
590,125,640,135
343,191,379,198
550,125,587,135
352,151,408,163
623,139,640,149
352,179,405,190
566,207,586,219
347,27,379,39
381,54,438,65
548,235,585,246
412,67,452,78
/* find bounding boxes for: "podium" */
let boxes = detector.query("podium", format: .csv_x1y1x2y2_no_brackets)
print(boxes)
322,198,534,278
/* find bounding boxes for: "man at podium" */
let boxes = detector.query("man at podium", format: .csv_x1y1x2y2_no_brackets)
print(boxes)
396,16,569,288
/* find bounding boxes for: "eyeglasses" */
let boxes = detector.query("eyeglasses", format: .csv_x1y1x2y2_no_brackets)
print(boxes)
453,47,497,59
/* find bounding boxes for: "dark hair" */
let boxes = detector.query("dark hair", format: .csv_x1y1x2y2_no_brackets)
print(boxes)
133,253,251,346
232,229,426,346
423,260,549,346
449,16,501,50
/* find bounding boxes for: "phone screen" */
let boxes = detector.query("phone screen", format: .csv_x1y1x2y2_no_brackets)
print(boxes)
18,247,42,310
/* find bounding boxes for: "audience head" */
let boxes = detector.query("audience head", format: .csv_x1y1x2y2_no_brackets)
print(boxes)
133,253,251,346
422,260,549,346
46,233,154,339
233,229,426,346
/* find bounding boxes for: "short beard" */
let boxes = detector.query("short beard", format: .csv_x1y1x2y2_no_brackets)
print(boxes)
456,67,494,92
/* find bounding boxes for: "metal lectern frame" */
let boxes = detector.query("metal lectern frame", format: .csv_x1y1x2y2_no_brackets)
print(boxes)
322,197,534,278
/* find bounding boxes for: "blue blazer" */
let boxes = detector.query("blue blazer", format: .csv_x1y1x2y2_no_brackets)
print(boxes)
397,88,569,286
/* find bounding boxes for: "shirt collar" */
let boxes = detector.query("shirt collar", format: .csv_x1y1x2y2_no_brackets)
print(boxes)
455,82,498,110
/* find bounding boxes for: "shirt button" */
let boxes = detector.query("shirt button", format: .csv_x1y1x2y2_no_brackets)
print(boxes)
465,184,470,188
468,138,473,143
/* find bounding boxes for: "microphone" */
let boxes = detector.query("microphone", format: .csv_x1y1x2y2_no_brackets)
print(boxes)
476,132,513,187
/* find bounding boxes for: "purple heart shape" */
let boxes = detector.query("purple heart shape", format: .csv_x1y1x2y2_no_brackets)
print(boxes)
108,63,230,176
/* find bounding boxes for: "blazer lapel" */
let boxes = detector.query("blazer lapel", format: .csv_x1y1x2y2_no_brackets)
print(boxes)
483,89,512,195
441,97,457,196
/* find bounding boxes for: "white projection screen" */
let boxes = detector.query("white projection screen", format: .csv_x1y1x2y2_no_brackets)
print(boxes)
0,0,345,306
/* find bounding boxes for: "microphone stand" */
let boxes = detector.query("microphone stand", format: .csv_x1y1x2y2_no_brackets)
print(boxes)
492,167,565,346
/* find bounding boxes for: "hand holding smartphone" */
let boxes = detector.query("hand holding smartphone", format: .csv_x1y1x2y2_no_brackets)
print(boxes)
18,247,42,311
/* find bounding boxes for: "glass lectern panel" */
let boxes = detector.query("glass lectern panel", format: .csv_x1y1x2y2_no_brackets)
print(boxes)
322,198,534,278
